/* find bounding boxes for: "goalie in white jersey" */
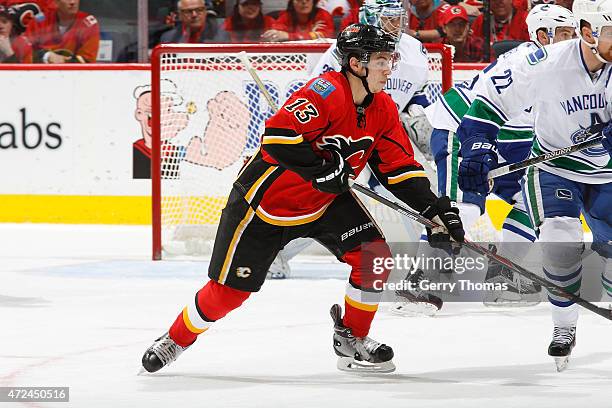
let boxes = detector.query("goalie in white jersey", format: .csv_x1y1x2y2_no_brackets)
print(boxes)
456,0,612,371
267,0,432,279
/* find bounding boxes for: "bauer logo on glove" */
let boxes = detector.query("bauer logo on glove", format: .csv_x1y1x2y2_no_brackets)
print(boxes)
312,150,355,195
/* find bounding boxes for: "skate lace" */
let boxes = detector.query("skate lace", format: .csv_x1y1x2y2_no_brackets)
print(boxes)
152,336,184,366
553,327,576,345
360,336,382,354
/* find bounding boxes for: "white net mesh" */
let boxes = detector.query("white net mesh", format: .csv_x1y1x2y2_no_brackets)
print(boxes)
153,44,452,258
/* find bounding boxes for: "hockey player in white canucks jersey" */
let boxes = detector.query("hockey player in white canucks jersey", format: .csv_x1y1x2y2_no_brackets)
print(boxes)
267,0,432,279
391,4,578,316
456,0,612,372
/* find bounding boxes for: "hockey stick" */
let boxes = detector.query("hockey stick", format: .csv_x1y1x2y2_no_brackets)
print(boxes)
487,124,605,180
238,51,611,320
238,51,279,112
350,180,612,321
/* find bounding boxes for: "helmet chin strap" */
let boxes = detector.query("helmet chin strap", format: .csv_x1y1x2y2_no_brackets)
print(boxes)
342,64,374,128
582,36,611,64
345,65,373,96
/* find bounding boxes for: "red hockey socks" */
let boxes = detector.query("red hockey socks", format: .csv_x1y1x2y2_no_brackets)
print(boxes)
169,280,251,347
341,240,392,338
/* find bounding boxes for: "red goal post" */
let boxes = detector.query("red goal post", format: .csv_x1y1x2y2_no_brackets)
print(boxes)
150,42,453,260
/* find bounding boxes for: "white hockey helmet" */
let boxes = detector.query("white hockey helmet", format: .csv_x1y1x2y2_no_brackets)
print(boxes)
573,0,612,61
358,0,407,41
526,4,578,47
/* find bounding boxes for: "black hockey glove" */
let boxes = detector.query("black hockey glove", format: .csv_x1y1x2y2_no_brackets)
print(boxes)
421,196,465,251
312,150,354,194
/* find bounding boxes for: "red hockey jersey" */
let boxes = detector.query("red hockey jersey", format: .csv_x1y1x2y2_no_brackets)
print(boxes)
29,10,99,62
235,71,435,226
1,35,32,63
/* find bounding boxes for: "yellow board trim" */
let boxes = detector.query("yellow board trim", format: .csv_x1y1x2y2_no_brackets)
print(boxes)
0,195,592,233
345,295,378,312
0,195,152,224
387,171,427,185
182,307,208,334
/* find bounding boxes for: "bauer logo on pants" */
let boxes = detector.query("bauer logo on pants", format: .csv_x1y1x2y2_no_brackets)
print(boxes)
341,222,374,241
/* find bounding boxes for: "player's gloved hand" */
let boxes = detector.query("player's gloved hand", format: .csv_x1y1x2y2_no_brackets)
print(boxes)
421,196,465,251
602,121,612,156
458,139,498,194
312,150,354,194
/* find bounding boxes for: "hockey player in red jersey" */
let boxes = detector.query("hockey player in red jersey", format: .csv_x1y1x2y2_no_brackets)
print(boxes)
141,23,465,374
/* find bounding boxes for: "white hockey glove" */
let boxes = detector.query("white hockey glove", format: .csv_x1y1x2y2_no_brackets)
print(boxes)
401,104,434,161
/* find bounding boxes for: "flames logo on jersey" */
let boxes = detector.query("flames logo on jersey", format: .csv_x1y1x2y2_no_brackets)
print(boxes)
570,124,607,158
315,135,374,171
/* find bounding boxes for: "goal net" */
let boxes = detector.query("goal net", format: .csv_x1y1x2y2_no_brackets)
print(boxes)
151,42,457,260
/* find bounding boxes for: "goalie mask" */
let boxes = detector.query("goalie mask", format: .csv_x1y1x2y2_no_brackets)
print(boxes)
358,0,407,41
526,4,578,47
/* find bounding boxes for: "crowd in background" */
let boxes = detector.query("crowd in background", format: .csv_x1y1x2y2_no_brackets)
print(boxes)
0,0,575,64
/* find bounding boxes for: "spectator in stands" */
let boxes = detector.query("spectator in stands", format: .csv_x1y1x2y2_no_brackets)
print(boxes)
0,4,32,62
28,0,99,63
223,0,274,42
160,0,228,43
440,5,484,62
339,0,362,29
407,0,447,43
470,0,530,45
3,0,55,16
262,0,334,41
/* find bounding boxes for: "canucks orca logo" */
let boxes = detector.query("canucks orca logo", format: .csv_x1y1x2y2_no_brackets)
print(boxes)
316,135,374,170
570,125,607,157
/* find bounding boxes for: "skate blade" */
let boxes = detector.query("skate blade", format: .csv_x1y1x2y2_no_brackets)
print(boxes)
554,356,570,372
337,357,396,374
483,299,541,308
389,302,439,317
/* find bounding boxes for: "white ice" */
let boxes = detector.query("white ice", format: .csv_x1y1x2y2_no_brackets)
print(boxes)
1,224,612,408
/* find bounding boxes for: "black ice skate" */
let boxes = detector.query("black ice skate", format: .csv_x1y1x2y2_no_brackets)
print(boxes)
482,261,541,307
548,326,576,372
390,269,443,317
330,304,395,373
141,332,190,373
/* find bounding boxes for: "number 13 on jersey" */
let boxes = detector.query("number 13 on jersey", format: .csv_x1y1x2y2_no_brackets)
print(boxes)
285,98,319,123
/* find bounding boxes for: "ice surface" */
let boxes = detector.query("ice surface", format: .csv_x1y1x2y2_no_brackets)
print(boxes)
1,224,611,408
